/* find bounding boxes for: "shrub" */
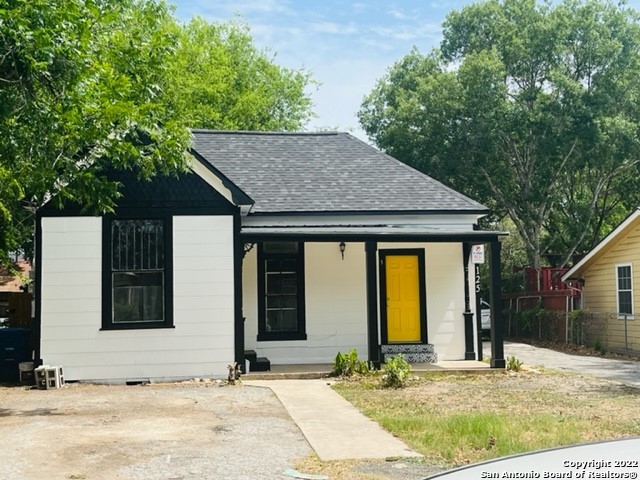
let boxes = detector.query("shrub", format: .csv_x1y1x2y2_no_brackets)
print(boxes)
382,354,412,388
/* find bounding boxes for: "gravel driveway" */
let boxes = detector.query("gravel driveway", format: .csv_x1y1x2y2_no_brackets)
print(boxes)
501,341,640,386
0,381,311,480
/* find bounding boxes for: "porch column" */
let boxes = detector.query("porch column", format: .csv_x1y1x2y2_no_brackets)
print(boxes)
365,241,380,368
475,262,483,361
489,238,505,368
462,244,476,360
233,213,245,370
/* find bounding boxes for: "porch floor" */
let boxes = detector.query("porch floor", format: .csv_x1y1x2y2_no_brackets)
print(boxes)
243,359,497,380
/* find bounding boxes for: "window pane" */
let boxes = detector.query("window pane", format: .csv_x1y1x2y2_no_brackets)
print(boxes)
266,274,282,294
113,272,164,323
264,242,298,254
266,259,297,273
112,220,163,272
618,265,632,290
619,291,633,315
266,307,298,332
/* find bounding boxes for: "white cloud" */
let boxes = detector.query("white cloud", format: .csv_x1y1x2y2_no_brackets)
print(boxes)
310,21,359,35
388,8,411,20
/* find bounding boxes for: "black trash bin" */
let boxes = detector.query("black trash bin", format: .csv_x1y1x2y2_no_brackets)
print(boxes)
0,328,31,383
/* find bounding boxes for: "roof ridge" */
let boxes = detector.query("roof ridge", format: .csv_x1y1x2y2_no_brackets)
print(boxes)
190,129,340,136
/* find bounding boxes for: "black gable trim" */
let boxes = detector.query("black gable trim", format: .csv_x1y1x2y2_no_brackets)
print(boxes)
108,169,235,209
40,169,236,216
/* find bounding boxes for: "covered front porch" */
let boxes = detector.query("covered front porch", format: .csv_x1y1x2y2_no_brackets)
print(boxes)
237,225,506,372
242,359,498,380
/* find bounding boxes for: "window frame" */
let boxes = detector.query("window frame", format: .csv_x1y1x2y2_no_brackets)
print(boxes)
102,215,174,330
257,242,307,342
615,263,634,320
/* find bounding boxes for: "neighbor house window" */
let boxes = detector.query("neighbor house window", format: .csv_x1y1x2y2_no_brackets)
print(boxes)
103,217,173,329
257,242,306,341
616,264,633,318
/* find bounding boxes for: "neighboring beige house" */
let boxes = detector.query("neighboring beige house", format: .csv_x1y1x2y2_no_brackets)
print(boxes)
562,208,640,353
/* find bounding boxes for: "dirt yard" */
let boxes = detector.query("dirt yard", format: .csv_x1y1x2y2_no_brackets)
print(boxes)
2,369,639,480
0,381,311,480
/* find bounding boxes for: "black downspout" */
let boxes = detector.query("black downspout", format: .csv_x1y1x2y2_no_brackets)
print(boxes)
489,238,506,368
462,244,475,360
365,241,380,368
233,211,245,371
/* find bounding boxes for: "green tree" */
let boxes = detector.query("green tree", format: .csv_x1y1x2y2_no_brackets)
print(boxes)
0,0,191,264
0,2,315,265
165,18,314,131
359,0,640,269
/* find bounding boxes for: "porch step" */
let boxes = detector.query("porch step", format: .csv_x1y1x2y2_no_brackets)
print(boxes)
244,350,257,365
244,350,271,372
253,357,271,372
381,344,437,364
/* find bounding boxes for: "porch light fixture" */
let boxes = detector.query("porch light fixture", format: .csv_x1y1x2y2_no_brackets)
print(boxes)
339,241,346,260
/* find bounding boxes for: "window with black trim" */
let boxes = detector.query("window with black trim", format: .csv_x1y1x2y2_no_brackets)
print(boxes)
616,264,634,318
103,217,173,329
258,242,306,341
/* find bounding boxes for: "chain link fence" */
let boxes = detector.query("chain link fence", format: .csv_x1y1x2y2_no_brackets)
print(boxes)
504,308,640,355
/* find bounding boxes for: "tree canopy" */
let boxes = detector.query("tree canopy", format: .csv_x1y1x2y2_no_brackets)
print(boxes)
0,0,314,265
359,0,640,269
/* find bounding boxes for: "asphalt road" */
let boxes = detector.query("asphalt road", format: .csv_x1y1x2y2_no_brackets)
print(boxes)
497,341,640,387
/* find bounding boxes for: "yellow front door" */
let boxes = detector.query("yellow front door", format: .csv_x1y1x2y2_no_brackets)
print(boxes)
385,255,421,343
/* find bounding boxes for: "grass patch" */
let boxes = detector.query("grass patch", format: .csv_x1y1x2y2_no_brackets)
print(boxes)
334,371,640,467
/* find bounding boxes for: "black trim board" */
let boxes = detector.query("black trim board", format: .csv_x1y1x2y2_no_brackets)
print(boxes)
256,242,307,342
379,249,428,345
101,214,175,331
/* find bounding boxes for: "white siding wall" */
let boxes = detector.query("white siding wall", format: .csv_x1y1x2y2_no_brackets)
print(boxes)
243,242,368,364
243,241,468,364
40,215,235,382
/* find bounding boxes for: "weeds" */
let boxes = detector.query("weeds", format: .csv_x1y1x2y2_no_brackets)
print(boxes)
331,349,373,377
506,355,523,372
382,354,412,388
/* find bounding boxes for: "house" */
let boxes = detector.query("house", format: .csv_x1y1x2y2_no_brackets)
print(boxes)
562,208,640,353
35,131,506,382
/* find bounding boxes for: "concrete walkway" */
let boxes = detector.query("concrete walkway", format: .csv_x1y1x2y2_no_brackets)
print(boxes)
500,341,640,387
244,379,422,461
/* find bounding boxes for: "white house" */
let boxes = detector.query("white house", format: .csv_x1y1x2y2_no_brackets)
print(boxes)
35,131,506,382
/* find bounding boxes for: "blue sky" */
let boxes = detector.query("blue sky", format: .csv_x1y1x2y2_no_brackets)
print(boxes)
170,0,471,140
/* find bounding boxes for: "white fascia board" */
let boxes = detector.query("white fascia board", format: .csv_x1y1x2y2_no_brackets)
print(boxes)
242,213,483,230
189,156,253,213
189,157,236,205
561,208,640,282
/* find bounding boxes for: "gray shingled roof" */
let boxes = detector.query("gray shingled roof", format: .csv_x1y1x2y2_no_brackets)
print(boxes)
191,130,487,214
